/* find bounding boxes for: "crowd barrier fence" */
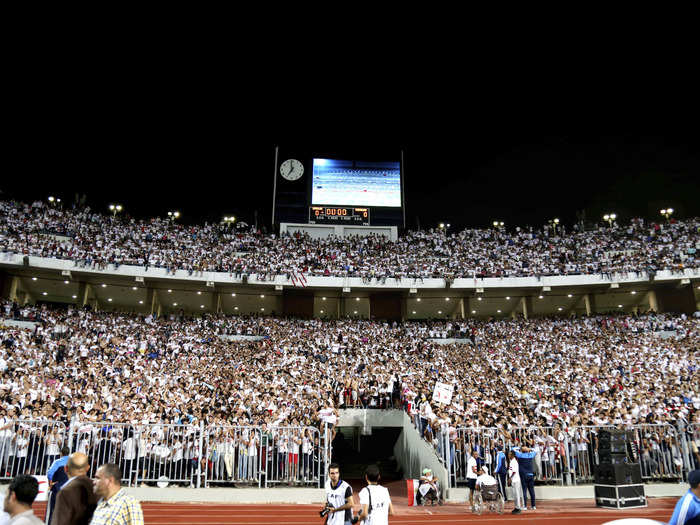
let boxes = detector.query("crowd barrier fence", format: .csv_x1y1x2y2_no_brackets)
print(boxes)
203,425,262,488
450,426,570,488
448,423,695,488
260,426,322,489
0,419,67,481
630,424,684,482
687,424,700,473
71,421,202,487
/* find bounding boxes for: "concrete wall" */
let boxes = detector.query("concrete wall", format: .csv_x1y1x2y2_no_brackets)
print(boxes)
338,409,405,428
393,411,448,498
0,319,39,330
2,253,697,291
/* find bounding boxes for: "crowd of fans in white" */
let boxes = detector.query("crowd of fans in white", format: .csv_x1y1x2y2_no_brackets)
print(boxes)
0,300,698,483
1,199,698,279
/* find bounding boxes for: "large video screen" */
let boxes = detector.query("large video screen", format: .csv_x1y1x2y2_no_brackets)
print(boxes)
311,158,401,207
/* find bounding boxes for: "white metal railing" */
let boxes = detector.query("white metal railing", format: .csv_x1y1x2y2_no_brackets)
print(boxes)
0,419,67,481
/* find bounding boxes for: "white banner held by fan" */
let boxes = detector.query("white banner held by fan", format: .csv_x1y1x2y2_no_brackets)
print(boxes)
432,382,453,404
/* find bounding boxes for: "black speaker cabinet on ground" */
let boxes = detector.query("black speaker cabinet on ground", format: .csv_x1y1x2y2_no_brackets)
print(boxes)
595,484,647,509
594,463,642,485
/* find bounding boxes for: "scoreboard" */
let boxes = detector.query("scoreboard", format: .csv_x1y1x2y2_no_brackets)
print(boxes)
309,206,370,225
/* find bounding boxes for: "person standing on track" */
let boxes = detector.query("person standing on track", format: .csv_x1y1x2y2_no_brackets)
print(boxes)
90,463,143,525
669,469,700,525
323,463,354,525
357,464,394,525
2,475,43,525
466,449,479,511
494,444,507,502
508,450,523,514
512,443,537,511
51,452,97,525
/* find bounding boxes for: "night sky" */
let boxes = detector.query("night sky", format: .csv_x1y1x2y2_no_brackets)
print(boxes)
3,105,698,232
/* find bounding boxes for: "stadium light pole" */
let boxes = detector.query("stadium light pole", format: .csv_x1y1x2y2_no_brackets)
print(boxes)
109,204,123,217
168,211,181,222
548,218,560,234
492,221,504,231
603,213,616,227
222,216,236,230
660,208,673,222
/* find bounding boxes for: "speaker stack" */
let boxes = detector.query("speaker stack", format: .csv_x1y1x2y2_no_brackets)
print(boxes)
594,429,646,509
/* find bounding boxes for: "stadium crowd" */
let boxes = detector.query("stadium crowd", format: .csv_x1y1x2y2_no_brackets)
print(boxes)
0,301,698,484
1,199,699,279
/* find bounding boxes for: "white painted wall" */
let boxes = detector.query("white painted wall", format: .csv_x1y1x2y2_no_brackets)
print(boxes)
0,319,38,330
1,253,698,291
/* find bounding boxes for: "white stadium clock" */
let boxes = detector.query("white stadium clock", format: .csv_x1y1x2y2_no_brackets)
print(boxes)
279,159,304,181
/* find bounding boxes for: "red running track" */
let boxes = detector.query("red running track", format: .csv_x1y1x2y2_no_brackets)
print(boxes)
32,497,677,525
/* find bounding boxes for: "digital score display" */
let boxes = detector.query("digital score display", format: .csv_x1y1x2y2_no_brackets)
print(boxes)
309,206,370,225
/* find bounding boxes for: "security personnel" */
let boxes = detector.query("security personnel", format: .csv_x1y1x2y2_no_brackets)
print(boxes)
669,469,700,525
512,444,537,511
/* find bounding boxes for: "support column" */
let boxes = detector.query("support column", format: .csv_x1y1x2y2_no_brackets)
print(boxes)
463,297,470,318
507,297,519,319
458,297,465,319
647,290,658,313
520,297,531,320
213,291,222,313
78,282,90,307
147,288,161,316
8,276,19,302
401,296,407,322
566,295,585,317
583,294,592,316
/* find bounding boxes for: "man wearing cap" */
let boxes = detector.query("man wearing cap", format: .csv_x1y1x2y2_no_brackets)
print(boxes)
417,468,441,506
669,469,700,525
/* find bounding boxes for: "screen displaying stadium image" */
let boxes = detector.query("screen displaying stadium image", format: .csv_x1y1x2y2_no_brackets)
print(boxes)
311,158,402,208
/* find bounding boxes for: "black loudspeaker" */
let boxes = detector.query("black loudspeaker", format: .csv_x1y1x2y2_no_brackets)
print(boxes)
241,274,248,284
598,429,629,446
23,255,30,267
599,441,627,453
594,463,642,485
595,484,647,509
598,452,629,465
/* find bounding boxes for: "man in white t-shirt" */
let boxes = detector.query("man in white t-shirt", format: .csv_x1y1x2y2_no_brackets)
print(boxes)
466,449,479,511
357,464,393,525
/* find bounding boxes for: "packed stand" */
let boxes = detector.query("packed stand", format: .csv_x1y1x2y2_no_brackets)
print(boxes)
1,199,699,279
1,302,698,486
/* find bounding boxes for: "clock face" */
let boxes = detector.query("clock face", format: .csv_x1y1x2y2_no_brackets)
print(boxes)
279,159,304,181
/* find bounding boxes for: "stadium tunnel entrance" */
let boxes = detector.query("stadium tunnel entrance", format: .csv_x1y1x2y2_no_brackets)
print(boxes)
331,426,402,481
330,409,446,502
